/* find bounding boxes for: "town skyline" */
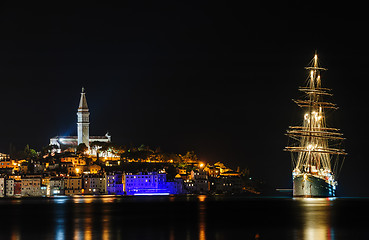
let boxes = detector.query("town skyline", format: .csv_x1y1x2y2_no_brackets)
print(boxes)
0,2,368,196
2,3,369,240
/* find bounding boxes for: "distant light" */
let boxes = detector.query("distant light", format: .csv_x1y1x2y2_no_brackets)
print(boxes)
307,144,314,151
134,193,169,196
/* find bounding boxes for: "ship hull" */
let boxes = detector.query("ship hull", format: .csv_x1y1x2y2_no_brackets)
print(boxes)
293,174,335,197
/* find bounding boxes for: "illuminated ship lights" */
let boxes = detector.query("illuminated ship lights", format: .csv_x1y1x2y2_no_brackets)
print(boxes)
285,53,346,197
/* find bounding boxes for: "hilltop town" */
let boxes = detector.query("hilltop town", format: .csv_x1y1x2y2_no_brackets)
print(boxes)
0,89,259,197
0,144,258,197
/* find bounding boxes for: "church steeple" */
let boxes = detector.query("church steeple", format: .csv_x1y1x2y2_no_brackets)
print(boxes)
78,87,89,110
77,87,90,147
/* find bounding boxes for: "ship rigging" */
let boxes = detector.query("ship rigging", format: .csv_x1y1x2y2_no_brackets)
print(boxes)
285,53,346,197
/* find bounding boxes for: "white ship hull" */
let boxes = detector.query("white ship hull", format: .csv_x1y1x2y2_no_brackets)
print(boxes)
293,174,335,198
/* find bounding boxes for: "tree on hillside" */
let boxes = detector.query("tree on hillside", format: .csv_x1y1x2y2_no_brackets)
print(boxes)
24,144,38,160
90,141,103,161
76,143,88,156
41,144,59,157
182,151,198,163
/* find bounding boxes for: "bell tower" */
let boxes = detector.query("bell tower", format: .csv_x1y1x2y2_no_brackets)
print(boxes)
77,87,90,147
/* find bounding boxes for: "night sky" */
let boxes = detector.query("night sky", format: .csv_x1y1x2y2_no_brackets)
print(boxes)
0,2,368,196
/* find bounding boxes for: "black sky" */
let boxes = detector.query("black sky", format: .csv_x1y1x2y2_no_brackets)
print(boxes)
0,1,368,196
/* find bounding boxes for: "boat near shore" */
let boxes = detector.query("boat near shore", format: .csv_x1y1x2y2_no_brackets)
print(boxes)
285,53,346,198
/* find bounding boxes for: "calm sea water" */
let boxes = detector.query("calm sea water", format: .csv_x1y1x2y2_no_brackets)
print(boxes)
0,195,368,240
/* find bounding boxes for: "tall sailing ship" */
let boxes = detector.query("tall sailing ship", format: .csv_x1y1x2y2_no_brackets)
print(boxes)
285,53,346,197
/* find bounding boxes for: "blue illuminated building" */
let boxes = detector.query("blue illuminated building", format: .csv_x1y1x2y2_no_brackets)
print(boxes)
124,172,183,195
107,173,124,195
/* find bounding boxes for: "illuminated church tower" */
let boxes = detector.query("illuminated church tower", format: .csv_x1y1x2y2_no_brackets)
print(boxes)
77,87,90,147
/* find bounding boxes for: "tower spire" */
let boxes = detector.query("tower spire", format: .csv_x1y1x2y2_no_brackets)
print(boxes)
77,87,90,147
78,87,89,110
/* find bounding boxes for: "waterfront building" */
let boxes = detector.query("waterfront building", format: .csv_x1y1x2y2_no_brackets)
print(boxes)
183,179,194,193
0,178,4,197
50,88,111,151
41,185,48,196
83,174,107,194
184,170,209,194
14,180,21,196
167,176,185,195
21,178,42,197
124,172,181,195
107,173,124,195
5,178,14,196
192,169,209,193
64,177,82,195
49,177,65,196
210,175,242,194
42,176,50,187
125,172,167,195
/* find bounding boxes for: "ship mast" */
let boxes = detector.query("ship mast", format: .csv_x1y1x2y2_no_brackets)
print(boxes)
285,53,346,179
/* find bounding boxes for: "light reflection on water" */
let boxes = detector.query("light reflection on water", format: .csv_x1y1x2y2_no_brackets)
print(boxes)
54,201,65,240
73,207,83,240
3,196,369,239
198,195,206,240
294,198,335,240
